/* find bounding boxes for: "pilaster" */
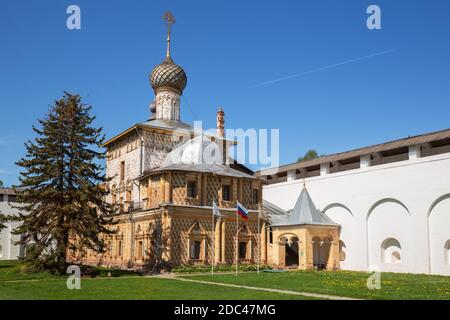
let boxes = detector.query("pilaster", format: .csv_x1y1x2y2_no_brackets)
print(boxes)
221,220,226,263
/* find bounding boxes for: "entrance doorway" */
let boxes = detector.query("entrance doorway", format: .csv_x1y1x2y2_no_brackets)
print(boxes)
313,237,331,270
285,237,299,267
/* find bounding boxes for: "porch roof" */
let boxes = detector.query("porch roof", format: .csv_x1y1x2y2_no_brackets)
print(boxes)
265,187,339,227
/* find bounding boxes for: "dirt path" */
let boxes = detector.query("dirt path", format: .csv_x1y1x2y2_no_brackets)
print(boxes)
158,273,362,300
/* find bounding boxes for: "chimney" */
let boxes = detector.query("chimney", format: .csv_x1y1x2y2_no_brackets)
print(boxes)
216,107,227,165
216,107,225,138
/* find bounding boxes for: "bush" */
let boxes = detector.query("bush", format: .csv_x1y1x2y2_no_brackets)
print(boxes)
79,265,142,278
172,264,272,274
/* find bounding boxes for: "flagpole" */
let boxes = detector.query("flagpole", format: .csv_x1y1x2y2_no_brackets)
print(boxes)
257,203,261,275
211,200,214,276
236,202,239,276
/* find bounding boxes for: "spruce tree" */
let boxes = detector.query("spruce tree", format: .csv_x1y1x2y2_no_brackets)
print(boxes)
12,92,114,273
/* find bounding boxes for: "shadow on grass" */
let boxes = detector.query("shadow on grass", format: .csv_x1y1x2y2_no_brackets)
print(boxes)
80,265,143,278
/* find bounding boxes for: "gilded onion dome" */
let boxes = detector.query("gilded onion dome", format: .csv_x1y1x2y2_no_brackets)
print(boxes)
150,12,187,95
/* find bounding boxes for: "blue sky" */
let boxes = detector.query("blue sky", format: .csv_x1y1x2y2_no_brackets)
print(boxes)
1,0,450,186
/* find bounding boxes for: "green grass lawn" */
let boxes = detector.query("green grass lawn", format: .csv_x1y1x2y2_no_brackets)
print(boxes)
1,260,449,300
0,261,310,300
183,269,450,300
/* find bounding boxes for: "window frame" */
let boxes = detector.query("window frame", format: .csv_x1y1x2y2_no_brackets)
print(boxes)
117,240,123,257
186,179,197,199
190,240,201,260
120,161,125,181
222,184,231,202
238,242,247,260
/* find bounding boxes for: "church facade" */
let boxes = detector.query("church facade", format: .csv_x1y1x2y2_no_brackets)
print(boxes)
75,13,342,272
77,14,266,270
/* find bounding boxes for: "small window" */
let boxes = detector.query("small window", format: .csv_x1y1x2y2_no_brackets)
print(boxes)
137,241,143,258
117,240,123,257
0,194,4,202
238,242,247,259
0,244,3,258
119,197,124,211
190,240,201,260
120,161,125,181
187,180,197,198
252,189,259,203
8,195,16,203
222,185,231,201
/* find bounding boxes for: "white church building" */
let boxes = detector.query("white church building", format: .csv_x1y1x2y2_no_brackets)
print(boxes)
257,128,450,276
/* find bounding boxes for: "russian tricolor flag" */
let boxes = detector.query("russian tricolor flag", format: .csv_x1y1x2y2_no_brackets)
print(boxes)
236,202,249,220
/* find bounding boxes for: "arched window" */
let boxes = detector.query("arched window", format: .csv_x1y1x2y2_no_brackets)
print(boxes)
381,238,402,263
137,241,143,259
134,225,145,260
188,221,206,262
238,242,247,259
190,240,201,260
237,224,253,262
445,240,450,266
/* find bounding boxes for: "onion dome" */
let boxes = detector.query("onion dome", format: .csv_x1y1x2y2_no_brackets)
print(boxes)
150,57,187,95
150,11,187,95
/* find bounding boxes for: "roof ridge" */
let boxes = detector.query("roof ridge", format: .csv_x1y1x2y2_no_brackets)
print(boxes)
257,127,450,175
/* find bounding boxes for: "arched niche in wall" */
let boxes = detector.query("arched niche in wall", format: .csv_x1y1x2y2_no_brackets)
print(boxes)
428,194,450,275
367,198,410,271
323,203,353,269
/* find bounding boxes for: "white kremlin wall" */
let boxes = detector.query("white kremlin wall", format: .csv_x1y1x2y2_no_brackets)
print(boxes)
263,150,450,275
